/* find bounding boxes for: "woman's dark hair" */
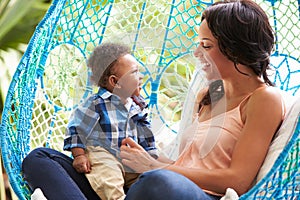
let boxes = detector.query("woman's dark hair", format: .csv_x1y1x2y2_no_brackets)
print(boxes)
200,0,275,106
200,80,224,106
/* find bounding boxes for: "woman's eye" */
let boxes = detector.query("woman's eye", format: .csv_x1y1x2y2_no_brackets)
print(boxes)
202,46,211,49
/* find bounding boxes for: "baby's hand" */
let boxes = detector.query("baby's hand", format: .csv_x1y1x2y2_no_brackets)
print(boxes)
73,154,91,173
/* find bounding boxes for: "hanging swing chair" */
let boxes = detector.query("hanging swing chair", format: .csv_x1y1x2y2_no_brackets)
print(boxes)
1,0,299,199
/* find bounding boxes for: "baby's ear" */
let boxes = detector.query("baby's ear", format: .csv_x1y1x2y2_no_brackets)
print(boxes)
108,75,120,89
108,75,115,85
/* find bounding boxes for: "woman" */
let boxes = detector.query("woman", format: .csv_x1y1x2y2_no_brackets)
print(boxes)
119,0,284,199
22,1,284,200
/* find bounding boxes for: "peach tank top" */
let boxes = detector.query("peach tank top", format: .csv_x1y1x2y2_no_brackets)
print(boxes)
173,95,250,196
174,87,286,169
173,95,250,169
173,87,285,196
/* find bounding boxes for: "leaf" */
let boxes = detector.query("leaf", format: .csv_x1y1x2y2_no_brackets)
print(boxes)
0,0,51,57
0,0,35,40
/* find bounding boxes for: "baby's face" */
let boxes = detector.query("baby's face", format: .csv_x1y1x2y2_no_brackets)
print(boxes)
133,87,141,97
113,54,142,98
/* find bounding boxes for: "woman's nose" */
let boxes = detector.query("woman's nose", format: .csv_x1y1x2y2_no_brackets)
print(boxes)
194,47,203,58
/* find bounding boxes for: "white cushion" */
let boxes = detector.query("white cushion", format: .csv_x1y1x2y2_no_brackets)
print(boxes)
31,188,47,200
256,94,299,182
221,188,239,200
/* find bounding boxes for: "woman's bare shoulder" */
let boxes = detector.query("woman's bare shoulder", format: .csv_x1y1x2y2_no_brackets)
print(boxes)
245,86,283,119
250,86,283,103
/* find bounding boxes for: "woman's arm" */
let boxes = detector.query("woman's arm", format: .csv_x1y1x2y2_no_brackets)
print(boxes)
120,138,170,171
165,87,284,195
121,87,283,195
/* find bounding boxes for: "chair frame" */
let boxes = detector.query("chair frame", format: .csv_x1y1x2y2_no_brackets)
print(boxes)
1,0,299,199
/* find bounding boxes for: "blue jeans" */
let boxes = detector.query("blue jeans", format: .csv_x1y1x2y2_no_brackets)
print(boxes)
22,148,220,200
22,147,100,200
125,169,220,200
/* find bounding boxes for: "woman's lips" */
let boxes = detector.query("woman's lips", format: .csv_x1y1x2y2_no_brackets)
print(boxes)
201,62,210,71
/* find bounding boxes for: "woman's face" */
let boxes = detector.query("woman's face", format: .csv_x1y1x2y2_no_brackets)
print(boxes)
194,20,232,80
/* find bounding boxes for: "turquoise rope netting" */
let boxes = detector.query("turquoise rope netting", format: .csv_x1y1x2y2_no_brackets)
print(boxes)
0,0,299,199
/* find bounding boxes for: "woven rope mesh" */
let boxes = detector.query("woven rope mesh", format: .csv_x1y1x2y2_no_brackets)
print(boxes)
30,0,211,153
240,123,300,199
1,0,299,199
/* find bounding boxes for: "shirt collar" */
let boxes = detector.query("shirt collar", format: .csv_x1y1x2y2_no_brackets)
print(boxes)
124,97,133,111
97,87,113,99
97,87,131,107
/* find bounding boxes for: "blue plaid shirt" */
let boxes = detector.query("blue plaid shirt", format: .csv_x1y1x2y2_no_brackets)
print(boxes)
63,87,157,158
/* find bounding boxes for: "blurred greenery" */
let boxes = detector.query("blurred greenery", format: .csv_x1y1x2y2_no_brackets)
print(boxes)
0,0,52,199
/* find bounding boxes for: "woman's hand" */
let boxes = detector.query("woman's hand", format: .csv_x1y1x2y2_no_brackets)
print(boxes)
120,137,167,173
73,154,91,173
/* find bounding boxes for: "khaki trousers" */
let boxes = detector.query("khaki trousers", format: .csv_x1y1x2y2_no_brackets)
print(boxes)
85,146,139,200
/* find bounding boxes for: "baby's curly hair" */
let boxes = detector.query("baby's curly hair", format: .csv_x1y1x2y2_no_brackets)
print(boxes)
87,42,131,87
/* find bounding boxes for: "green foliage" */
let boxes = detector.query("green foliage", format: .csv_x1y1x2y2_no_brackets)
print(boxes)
0,0,51,58
0,0,52,112
0,1,52,199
